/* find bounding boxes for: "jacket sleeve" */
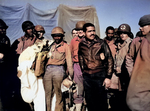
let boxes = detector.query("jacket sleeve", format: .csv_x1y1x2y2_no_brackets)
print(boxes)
78,43,84,73
125,40,136,76
65,44,74,79
103,41,114,79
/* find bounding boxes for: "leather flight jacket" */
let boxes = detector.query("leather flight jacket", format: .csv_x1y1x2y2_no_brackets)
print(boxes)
78,35,114,79
0,35,10,63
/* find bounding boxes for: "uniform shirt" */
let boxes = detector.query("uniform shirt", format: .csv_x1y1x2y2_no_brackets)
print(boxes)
104,38,117,59
11,36,36,54
47,41,73,77
104,38,118,89
115,37,132,72
69,37,82,63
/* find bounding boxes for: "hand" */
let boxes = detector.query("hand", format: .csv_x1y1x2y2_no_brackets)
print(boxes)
0,53,4,59
103,78,111,90
62,78,73,88
116,67,121,73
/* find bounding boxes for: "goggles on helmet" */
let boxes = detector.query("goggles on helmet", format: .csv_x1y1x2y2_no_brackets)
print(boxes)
51,33,64,37
36,30,45,34
25,26,35,31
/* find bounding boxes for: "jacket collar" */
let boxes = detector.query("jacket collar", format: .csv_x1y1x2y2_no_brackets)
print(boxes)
54,41,64,48
82,35,101,47
21,35,35,41
104,37,115,44
118,37,132,49
82,35,100,44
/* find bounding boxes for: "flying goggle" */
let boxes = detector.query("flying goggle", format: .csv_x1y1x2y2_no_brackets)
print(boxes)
33,29,45,35
51,33,64,37
36,30,45,34
25,26,35,30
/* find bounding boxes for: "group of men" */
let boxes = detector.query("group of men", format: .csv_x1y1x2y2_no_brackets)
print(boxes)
0,14,150,111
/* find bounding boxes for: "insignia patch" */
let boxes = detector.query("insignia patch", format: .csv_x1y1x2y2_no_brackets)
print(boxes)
120,25,126,30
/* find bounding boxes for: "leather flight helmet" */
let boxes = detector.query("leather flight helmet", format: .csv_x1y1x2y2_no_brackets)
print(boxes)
22,21,34,31
0,19,8,29
35,25,45,33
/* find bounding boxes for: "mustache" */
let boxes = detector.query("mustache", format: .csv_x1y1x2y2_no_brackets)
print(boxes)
90,34,95,37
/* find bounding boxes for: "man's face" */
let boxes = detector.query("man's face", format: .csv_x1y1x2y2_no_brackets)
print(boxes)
106,29,114,40
77,29,85,38
34,29,45,39
54,37,62,44
25,28,34,37
0,28,6,36
119,32,129,41
72,30,78,38
36,31,44,39
85,26,96,41
52,33,64,44
139,25,150,36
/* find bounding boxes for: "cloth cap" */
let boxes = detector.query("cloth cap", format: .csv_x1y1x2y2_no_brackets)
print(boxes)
139,14,150,27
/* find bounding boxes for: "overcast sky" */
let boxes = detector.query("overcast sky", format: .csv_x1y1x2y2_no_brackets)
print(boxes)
0,0,150,38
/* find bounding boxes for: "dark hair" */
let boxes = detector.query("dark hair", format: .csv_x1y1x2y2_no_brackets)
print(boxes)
136,31,143,37
83,23,95,32
130,32,134,39
105,26,115,33
71,28,77,34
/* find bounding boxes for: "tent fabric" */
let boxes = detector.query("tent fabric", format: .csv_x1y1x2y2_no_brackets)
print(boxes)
0,4,27,44
0,3,100,44
0,3,58,44
58,4,100,43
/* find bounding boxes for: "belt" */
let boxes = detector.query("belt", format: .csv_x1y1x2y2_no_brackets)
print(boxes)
84,69,104,74
74,62,79,64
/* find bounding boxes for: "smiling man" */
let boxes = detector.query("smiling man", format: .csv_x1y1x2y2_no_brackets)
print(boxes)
114,23,133,111
78,23,114,111
115,24,133,76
